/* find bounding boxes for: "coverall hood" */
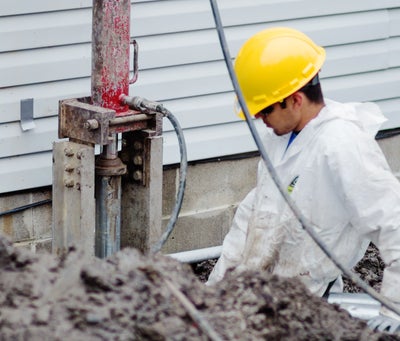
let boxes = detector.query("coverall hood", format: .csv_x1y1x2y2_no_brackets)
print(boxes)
318,99,386,137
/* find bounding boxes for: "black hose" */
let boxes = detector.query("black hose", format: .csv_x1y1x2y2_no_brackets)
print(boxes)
151,108,188,253
0,199,52,218
208,0,400,316
120,95,188,254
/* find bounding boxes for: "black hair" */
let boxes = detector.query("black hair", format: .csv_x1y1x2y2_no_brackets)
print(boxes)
298,73,324,104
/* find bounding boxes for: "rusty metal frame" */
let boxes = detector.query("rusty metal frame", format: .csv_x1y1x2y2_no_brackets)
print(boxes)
59,97,160,145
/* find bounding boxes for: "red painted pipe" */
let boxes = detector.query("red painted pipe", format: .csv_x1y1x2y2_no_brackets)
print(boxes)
91,0,130,114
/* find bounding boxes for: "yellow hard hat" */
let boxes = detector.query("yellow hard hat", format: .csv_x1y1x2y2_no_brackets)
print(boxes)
234,27,326,118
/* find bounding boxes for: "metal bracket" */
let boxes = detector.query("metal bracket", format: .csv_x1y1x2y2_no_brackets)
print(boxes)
59,97,159,145
52,141,95,256
120,129,161,186
59,97,115,145
20,98,35,131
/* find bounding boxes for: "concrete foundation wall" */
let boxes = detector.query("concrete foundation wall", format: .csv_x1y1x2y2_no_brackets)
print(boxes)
0,188,53,252
161,155,258,253
1,134,400,255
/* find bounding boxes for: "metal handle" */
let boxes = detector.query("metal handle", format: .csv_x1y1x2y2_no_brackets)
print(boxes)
130,39,139,84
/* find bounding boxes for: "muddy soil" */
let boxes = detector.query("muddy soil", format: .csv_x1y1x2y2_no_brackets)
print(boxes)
0,235,397,341
192,243,385,292
342,243,385,293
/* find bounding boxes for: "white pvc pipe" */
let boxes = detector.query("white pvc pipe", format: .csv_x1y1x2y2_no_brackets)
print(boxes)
168,245,222,263
327,293,381,320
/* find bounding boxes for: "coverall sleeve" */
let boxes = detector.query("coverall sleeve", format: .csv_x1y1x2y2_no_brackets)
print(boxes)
328,125,400,306
206,187,256,285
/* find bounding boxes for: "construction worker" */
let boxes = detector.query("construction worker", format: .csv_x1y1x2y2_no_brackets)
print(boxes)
207,27,400,333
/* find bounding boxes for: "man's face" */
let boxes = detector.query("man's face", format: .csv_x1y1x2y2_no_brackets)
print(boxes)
255,95,302,136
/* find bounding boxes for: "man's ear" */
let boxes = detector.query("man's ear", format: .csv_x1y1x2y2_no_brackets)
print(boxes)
291,91,303,109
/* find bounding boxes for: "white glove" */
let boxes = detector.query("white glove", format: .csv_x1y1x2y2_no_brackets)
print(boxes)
368,306,400,334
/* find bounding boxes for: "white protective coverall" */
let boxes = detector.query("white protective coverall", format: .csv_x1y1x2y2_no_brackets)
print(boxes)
208,99,400,307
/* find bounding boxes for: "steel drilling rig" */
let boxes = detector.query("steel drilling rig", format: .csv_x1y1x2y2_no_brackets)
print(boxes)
52,0,164,258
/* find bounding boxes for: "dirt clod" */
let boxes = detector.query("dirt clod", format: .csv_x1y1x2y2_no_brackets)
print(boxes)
0,235,397,340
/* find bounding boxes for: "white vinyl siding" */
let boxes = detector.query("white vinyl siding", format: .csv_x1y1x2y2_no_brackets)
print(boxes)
1,0,400,193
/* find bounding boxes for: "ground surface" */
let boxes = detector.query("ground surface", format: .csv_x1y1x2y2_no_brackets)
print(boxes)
192,243,386,292
342,243,385,293
0,235,397,340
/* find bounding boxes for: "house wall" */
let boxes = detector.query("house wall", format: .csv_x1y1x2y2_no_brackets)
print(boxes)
1,1,400,193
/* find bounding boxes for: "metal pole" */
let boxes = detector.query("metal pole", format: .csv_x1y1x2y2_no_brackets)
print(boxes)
95,174,121,257
92,0,130,114
92,0,130,257
95,140,125,258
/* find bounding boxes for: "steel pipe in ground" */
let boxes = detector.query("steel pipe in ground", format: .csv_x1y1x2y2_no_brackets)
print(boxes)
95,174,122,257
95,142,126,258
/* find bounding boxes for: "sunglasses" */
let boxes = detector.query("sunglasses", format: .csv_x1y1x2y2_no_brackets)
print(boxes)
257,98,287,118
258,104,275,118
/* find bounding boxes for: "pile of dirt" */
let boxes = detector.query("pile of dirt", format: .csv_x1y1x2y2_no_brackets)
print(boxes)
0,234,397,340
192,243,386,292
